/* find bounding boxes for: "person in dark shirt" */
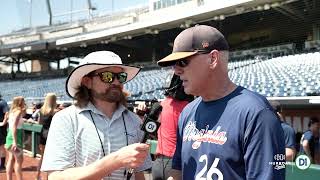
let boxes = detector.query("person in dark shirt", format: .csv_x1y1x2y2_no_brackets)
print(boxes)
300,117,319,164
281,122,296,161
157,25,285,180
0,94,9,170
270,101,296,161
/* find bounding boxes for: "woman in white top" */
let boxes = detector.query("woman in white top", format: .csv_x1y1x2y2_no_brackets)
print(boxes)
0,96,26,180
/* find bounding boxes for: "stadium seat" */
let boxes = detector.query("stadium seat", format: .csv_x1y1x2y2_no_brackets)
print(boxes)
1,53,319,101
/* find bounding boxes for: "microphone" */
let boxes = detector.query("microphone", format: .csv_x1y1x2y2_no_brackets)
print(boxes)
140,102,162,143
126,102,162,180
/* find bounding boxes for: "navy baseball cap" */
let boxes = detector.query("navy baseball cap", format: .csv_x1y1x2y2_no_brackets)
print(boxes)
157,25,229,67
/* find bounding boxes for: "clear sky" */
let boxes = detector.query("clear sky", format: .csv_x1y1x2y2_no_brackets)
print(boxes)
0,0,149,36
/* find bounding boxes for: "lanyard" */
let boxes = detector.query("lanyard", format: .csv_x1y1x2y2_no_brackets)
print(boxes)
89,110,131,179
89,111,128,156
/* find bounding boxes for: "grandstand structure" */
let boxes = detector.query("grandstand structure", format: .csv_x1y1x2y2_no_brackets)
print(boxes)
0,0,320,132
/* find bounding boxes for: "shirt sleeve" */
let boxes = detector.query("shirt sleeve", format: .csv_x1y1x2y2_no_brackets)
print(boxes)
284,125,296,149
41,110,76,171
172,115,183,170
244,109,285,180
302,131,312,141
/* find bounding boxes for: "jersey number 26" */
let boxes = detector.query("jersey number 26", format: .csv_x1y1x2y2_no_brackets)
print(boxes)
195,155,223,180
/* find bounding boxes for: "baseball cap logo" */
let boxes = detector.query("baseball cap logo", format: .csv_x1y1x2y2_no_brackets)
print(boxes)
202,42,209,48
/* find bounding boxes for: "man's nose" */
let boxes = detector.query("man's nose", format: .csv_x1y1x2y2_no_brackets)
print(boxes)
111,77,121,85
174,65,183,76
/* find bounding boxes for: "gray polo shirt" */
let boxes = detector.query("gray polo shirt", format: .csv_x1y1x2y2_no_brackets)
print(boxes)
41,102,152,180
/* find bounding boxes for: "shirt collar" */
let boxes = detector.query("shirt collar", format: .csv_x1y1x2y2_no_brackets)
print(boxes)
76,102,127,120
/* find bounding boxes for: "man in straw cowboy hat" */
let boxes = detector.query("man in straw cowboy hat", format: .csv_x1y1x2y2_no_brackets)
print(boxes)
41,51,152,180
158,25,285,180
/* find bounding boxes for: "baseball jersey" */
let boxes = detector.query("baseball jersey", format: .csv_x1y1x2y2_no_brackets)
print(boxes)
172,86,285,180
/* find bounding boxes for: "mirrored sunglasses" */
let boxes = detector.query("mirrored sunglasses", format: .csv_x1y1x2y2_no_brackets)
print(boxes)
91,71,128,84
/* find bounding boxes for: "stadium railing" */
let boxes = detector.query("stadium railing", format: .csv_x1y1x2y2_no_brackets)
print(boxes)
22,122,43,157
286,162,320,180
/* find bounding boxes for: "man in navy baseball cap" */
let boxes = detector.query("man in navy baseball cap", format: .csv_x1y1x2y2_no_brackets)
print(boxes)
158,25,285,180
158,25,229,67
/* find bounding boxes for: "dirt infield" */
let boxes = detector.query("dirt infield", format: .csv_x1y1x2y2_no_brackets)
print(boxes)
0,152,48,180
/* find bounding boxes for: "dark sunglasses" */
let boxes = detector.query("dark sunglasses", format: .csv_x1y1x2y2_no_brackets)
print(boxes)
175,59,190,68
175,50,212,68
90,71,128,84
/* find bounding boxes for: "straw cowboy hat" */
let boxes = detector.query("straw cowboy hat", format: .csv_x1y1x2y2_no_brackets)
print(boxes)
66,51,140,98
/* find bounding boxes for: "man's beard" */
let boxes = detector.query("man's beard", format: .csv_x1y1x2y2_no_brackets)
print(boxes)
91,85,124,103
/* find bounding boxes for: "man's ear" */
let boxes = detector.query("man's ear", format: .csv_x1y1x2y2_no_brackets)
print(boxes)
81,76,92,89
208,50,219,69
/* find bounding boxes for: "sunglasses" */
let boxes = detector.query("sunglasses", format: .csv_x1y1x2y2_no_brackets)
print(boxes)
90,71,128,84
175,59,190,68
175,50,212,68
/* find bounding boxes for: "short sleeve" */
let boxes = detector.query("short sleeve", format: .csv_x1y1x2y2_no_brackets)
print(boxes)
244,109,285,180
284,124,296,149
41,111,76,171
302,131,312,141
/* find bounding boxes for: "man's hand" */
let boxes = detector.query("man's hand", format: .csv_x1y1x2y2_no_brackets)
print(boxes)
115,143,149,168
48,143,150,180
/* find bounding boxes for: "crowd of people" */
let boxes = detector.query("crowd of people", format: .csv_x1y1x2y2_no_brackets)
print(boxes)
0,93,71,180
0,25,319,180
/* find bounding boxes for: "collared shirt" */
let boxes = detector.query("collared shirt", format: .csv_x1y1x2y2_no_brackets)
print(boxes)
41,102,152,180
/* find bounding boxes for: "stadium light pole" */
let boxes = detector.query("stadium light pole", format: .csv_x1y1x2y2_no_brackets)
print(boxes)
87,0,96,20
29,0,33,28
70,0,73,22
46,0,53,25
112,0,114,13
